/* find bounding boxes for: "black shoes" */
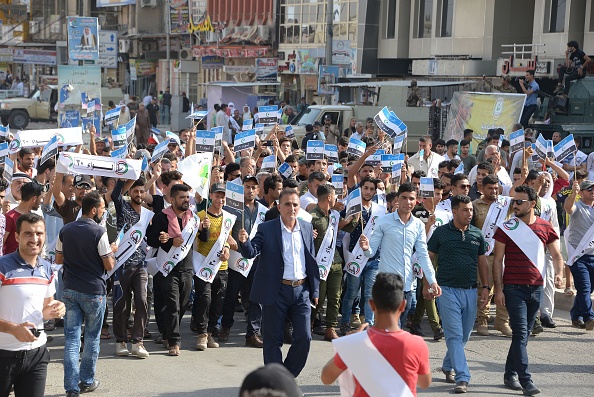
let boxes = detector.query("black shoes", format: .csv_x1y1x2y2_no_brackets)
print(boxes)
433,327,444,341
540,316,557,328
66,392,79,397
522,381,541,395
443,369,456,383
454,381,468,393
572,319,586,329
504,375,522,390
409,323,425,337
79,380,100,393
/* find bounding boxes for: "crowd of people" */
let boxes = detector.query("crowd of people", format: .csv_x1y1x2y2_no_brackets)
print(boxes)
0,108,593,397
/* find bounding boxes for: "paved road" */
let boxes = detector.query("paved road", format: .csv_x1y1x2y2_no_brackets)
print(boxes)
41,308,593,397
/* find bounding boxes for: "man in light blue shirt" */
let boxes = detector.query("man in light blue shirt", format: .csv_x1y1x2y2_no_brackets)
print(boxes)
360,182,442,324
519,69,539,128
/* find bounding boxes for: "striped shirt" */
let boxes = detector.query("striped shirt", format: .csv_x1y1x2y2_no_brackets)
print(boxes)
494,217,558,285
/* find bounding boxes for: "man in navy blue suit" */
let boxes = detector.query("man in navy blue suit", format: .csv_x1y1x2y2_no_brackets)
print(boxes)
239,188,320,377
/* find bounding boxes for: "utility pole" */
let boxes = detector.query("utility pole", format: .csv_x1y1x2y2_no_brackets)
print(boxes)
325,0,333,105
165,0,171,91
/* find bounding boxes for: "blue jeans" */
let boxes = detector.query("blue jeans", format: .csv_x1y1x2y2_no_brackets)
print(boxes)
63,289,106,393
503,284,542,386
161,105,170,124
400,290,414,328
341,259,378,326
437,286,477,383
569,255,594,322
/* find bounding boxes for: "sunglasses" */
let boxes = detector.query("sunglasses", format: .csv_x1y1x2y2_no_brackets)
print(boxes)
583,187,594,192
457,184,471,189
512,199,530,205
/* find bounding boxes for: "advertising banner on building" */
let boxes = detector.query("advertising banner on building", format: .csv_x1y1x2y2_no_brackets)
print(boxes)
170,0,190,34
68,17,99,61
318,66,339,96
12,49,56,66
443,92,526,144
97,0,135,6
201,56,224,70
332,40,351,65
255,58,278,83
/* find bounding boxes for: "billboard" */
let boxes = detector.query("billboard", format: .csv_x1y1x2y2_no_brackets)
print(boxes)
255,58,278,83
68,17,99,61
444,92,527,143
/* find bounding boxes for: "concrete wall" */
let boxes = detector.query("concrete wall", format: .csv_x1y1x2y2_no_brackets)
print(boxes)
532,0,586,58
377,0,411,59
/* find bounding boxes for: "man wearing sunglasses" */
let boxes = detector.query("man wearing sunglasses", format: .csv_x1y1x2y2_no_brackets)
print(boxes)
564,180,594,330
52,174,94,225
493,185,564,395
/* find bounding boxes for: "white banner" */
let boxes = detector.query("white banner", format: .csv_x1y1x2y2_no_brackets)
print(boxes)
9,127,83,154
57,152,142,180
228,203,268,277
345,204,386,277
193,210,237,282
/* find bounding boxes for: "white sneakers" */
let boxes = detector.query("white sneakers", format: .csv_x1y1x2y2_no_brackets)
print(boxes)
116,341,149,358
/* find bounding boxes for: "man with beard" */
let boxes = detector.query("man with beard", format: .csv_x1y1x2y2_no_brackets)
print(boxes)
111,177,153,359
56,192,117,396
147,184,197,356
52,174,93,225
3,182,45,255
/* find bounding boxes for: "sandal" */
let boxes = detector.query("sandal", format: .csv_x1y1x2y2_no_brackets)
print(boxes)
564,288,575,296
100,327,111,339
168,344,180,356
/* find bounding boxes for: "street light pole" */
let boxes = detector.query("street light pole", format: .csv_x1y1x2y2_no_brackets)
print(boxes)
325,0,333,105
165,0,171,91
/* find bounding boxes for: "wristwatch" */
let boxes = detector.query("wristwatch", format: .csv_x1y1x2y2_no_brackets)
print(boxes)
482,286,490,290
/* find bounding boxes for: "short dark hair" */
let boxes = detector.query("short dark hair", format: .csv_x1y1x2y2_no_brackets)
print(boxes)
163,152,177,163
37,158,55,174
482,174,500,186
338,136,349,146
264,174,282,194
477,162,494,174
433,179,446,190
20,182,43,202
16,212,44,234
316,184,335,200
161,170,183,186
386,191,398,204
131,176,146,190
438,160,450,169
525,169,540,183
285,155,297,163
451,194,472,209
576,169,589,180
411,170,426,179
308,171,326,183
282,179,299,189
513,167,522,175
448,159,461,171
451,173,469,186
171,183,190,197
397,182,416,196
526,69,535,77
463,129,473,137
446,139,458,148
18,147,35,158
82,191,103,215
360,176,377,189
419,136,432,144
568,40,579,49
514,185,538,202
435,139,446,147
224,163,241,180
372,273,404,312
501,139,510,149
460,139,471,147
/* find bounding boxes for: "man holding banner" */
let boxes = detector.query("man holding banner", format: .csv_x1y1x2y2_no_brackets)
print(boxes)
493,185,564,395
110,178,153,359
563,180,594,331
146,184,198,356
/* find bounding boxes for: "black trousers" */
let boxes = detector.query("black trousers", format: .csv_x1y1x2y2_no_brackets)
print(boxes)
221,267,262,338
153,268,193,345
0,346,49,397
113,265,148,343
191,270,228,334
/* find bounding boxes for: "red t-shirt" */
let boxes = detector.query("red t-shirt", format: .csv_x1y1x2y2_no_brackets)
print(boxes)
494,217,558,285
552,178,569,196
3,209,23,255
333,328,430,397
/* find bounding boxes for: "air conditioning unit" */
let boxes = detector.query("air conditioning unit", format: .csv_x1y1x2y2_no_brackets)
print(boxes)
179,48,192,61
206,31,217,43
141,41,157,52
29,20,40,35
140,0,157,7
258,25,270,42
119,39,130,53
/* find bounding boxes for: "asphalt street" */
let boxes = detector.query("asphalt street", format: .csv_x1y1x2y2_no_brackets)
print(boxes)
40,307,594,397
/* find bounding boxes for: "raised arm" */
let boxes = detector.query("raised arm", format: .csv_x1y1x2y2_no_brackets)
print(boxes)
52,172,66,207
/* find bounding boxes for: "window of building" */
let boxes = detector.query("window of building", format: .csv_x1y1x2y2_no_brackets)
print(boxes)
440,0,453,37
549,0,566,33
418,0,433,38
386,0,397,39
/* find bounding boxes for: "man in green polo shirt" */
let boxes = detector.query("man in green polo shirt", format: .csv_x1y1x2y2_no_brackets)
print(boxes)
309,184,358,341
427,195,490,394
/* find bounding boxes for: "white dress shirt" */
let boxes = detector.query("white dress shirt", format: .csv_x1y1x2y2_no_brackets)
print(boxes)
300,190,317,210
281,220,307,281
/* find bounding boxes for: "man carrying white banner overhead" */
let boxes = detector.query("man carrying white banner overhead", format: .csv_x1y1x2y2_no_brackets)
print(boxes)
321,273,432,397
493,185,564,395
146,184,199,356
56,152,142,181
563,179,594,331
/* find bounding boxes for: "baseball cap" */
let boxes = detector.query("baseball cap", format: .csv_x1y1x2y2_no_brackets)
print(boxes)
580,180,594,190
135,149,151,160
242,175,258,184
210,183,225,194
74,175,93,189
94,136,104,143
168,138,178,145
239,363,303,397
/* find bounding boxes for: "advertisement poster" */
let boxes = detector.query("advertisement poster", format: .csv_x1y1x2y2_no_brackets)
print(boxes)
318,66,339,96
67,17,99,61
255,58,278,83
443,92,526,144
170,0,190,34
332,40,351,65
60,110,80,128
297,50,318,74
58,66,101,108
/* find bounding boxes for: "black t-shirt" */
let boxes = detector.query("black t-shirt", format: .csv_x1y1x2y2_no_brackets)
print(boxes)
162,93,172,107
571,50,588,69
146,103,159,122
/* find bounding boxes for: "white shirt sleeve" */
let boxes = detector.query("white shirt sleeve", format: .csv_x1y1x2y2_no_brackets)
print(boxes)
97,232,112,257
